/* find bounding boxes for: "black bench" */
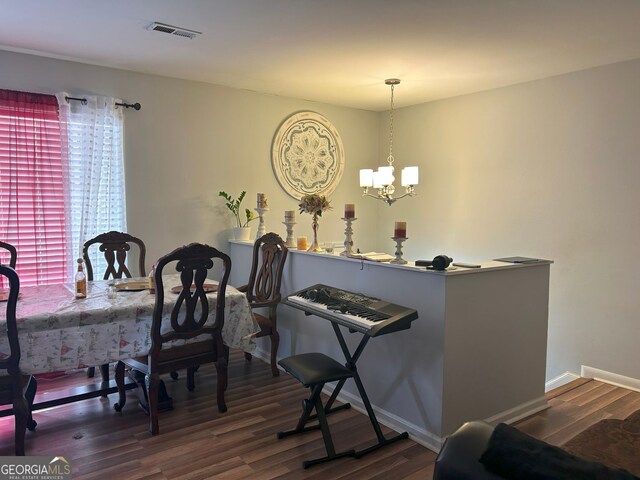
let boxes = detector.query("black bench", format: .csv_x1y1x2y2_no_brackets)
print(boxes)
277,352,356,468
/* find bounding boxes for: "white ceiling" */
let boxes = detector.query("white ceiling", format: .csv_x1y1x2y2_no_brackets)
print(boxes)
2,0,640,111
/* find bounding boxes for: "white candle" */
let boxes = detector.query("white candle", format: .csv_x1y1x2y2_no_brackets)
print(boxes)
257,193,267,208
284,210,295,221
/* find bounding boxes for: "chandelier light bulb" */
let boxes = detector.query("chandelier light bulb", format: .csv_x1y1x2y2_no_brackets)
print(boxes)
378,166,394,186
401,166,419,187
372,171,383,189
360,169,374,187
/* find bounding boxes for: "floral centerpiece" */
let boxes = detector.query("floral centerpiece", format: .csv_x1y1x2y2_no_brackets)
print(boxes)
219,190,256,240
298,194,332,252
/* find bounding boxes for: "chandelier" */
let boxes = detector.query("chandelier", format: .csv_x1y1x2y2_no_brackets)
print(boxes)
359,79,419,205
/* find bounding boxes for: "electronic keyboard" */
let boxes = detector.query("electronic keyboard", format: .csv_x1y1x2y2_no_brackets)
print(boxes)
284,284,418,336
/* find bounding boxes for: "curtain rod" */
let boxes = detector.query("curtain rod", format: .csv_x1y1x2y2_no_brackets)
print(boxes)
65,96,141,111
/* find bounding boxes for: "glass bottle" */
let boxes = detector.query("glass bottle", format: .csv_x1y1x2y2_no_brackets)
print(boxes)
75,258,87,299
148,263,156,294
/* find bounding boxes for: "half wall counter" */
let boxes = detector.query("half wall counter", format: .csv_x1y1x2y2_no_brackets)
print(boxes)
228,240,552,451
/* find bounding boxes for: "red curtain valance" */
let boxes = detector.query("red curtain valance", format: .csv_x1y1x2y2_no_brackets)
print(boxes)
0,88,58,106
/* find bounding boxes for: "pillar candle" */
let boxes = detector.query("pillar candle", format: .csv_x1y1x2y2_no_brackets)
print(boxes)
284,210,296,221
344,203,355,219
257,193,268,208
394,221,407,238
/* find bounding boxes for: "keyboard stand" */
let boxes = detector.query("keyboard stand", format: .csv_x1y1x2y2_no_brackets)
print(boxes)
327,322,409,458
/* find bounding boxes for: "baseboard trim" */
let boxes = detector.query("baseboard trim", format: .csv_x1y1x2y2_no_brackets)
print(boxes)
484,396,549,425
581,366,640,393
545,371,581,392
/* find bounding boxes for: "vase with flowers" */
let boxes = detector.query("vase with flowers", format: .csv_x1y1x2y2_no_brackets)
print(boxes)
299,194,332,252
219,190,256,241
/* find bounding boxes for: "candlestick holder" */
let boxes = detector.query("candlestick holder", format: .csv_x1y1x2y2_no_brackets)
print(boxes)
390,236,408,264
254,207,269,240
282,220,297,248
340,217,357,257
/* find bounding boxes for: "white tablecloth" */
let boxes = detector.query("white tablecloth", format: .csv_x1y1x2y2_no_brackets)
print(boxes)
0,275,259,374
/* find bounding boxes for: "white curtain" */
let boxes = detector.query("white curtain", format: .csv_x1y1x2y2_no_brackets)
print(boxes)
56,93,127,279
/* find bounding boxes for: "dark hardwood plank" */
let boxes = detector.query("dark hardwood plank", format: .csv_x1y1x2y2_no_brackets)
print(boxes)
0,353,638,479
544,377,592,399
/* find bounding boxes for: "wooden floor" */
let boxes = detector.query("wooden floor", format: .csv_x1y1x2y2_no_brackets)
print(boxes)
1,352,639,479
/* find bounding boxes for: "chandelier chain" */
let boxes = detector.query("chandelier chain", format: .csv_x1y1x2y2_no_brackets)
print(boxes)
388,83,395,165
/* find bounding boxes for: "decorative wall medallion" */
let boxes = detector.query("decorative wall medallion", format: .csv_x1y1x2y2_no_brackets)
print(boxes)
271,111,345,200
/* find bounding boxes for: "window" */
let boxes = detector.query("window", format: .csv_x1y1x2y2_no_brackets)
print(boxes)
58,94,127,278
0,89,126,286
0,90,67,285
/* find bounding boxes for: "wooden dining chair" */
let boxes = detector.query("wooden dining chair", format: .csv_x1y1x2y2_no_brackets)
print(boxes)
0,264,35,455
0,241,17,268
83,231,146,283
113,243,232,435
83,231,146,380
238,232,288,377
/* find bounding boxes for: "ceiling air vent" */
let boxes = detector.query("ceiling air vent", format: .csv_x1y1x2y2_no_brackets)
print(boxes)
147,22,201,40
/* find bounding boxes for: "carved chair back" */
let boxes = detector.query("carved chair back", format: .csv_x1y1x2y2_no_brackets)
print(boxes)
246,232,288,306
82,231,146,281
0,264,32,456
0,265,21,376
0,241,17,268
150,243,231,360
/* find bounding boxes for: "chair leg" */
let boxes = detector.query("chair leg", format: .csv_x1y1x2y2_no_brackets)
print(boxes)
270,331,280,377
87,366,95,378
99,363,110,398
100,363,110,382
187,367,195,392
147,373,160,435
244,352,252,362
113,361,126,412
13,393,28,456
215,345,229,413
25,376,37,431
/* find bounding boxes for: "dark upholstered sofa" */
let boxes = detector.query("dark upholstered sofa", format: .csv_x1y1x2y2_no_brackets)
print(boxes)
433,421,504,480
434,416,640,480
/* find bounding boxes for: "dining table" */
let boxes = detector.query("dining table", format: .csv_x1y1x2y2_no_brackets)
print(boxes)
0,273,260,416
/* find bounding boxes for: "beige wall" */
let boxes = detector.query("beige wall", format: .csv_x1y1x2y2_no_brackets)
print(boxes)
378,58,640,382
3,48,640,386
0,50,380,265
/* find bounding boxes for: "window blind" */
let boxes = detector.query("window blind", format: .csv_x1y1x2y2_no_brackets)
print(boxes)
0,90,67,286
